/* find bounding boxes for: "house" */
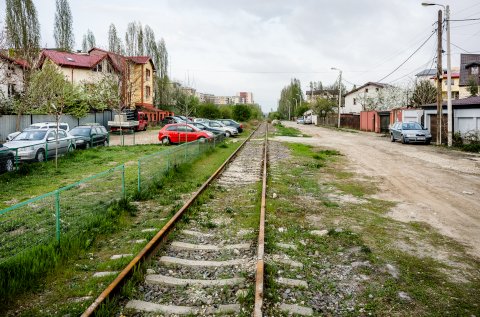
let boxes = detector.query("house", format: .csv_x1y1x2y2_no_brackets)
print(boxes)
428,67,466,100
422,96,480,143
38,48,163,124
0,53,29,101
459,54,480,98
305,89,337,103
343,82,389,114
415,69,437,84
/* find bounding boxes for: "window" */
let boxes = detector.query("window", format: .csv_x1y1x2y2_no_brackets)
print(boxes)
92,63,102,72
353,98,356,105
7,84,16,98
365,88,369,93
471,66,479,75
376,88,379,92
146,69,151,81
146,86,151,98
58,130,67,138
166,126,177,131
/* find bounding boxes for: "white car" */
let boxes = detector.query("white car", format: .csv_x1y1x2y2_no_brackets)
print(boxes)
7,122,70,141
4,128,76,162
202,120,238,137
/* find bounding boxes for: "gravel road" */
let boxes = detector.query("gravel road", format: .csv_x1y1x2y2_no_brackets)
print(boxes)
276,121,480,258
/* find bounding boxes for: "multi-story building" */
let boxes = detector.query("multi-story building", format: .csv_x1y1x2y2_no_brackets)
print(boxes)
459,54,480,98
38,48,156,111
343,82,389,114
237,92,253,104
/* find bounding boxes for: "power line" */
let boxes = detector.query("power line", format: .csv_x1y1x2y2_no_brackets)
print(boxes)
448,18,480,22
377,30,436,83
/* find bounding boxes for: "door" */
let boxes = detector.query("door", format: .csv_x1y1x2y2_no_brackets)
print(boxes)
430,114,448,144
380,114,390,133
57,130,69,154
46,130,57,157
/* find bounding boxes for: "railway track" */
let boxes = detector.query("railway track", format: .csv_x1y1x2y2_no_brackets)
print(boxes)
82,124,270,316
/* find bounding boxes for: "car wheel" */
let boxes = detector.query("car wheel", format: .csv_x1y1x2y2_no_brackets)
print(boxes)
161,137,170,145
225,131,231,137
401,135,406,144
143,126,147,131
390,134,395,142
36,149,45,162
85,142,91,149
5,156,14,172
104,140,109,147
68,145,75,153
198,136,206,143
425,140,431,145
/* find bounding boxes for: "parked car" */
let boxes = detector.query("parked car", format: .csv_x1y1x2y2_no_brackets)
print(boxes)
4,128,76,162
217,119,243,133
69,124,109,149
161,116,185,126
158,123,214,145
202,120,238,137
190,122,227,136
7,122,70,141
193,118,208,123
389,121,432,144
0,143,15,173
296,117,305,124
304,116,313,124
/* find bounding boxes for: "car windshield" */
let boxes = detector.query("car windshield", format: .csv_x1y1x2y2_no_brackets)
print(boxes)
15,130,47,141
70,127,91,136
402,122,423,130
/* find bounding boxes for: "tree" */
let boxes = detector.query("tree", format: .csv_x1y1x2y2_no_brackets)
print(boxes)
467,76,478,97
311,98,335,119
196,103,220,119
125,22,142,56
295,104,310,117
82,29,96,52
277,78,303,120
411,80,436,107
26,63,76,168
5,0,40,62
232,104,252,122
54,0,74,51
108,23,123,54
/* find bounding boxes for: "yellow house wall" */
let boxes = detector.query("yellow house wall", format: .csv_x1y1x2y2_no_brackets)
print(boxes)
129,61,154,107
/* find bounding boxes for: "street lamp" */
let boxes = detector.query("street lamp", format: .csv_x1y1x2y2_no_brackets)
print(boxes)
422,2,452,146
331,67,342,128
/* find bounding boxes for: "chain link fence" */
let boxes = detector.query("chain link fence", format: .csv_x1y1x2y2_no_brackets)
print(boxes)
137,134,225,193
0,165,125,264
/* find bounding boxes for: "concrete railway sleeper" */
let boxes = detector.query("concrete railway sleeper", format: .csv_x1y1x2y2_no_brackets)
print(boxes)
82,124,271,316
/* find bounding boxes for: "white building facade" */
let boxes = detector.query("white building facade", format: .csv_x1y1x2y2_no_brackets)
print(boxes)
343,82,388,114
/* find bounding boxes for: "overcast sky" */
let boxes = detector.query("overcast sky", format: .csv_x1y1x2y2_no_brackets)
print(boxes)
1,0,479,112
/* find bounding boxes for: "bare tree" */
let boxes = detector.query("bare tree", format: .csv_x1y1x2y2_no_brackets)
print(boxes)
54,0,74,51
108,23,123,54
411,80,436,107
82,29,96,52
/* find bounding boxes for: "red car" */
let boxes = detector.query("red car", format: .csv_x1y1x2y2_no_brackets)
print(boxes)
158,123,214,145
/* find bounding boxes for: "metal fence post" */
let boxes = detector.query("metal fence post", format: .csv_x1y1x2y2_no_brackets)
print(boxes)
122,164,126,200
137,160,141,193
55,190,61,242
15,149,19,171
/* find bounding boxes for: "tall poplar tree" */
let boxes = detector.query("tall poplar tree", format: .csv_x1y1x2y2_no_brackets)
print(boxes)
82,29,96,52
108,23,123,54
54,0,74,51
5,0,40,61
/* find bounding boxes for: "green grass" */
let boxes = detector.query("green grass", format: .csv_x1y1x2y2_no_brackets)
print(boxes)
264,140,480,316
0,145,164,209
273,123,306,137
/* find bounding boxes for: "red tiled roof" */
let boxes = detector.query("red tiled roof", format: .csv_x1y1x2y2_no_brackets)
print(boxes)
128,56,150,64
40,49,104,68
0,53,30,68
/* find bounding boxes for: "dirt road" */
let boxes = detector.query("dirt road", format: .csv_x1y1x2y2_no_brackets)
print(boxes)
276,121,480,258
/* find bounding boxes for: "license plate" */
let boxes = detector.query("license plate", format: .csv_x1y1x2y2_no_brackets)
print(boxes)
417,137,425,140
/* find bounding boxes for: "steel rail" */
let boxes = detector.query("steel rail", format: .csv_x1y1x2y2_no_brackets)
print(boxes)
81,125,261,317
254,123,268,317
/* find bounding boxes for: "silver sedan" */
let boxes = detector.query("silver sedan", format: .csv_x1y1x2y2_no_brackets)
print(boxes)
389,122,432,144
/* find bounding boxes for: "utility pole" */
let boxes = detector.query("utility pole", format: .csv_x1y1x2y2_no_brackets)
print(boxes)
337,71,342,128
446,5,452,146
436,9,443,145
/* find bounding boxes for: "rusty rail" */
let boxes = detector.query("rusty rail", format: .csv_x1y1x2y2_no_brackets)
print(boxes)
254,124,268,317
81,125,261,317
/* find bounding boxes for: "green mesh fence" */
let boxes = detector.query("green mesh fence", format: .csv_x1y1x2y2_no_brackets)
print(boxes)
137,134,225,193
0,165,125,264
